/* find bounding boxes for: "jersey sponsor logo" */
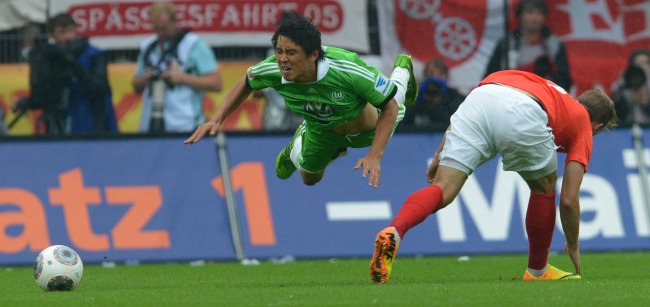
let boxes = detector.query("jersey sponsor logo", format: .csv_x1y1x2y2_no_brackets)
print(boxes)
308,88,318,93
546,80,567,94
304,101,335,119
331,91,344,101
375,76,389,95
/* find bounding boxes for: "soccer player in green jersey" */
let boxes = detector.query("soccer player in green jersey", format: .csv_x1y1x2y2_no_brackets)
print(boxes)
185,12,417,188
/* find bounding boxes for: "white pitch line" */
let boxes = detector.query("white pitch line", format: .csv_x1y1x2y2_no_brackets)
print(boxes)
326,201,392,221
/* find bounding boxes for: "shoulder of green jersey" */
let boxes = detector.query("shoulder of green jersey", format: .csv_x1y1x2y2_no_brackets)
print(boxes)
328,59,375,82
250,63,280,76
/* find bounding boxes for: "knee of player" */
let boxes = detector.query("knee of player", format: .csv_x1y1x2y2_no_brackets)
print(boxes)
302,178,321,186
300,171,324,186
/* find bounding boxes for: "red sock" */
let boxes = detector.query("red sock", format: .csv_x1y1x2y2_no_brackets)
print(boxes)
390,184,445,238
525,192,556,270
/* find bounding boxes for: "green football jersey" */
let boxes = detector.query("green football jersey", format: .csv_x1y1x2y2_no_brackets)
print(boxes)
246,46,396,128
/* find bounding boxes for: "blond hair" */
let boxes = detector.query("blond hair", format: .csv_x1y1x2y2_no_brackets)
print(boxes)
149,1,176,22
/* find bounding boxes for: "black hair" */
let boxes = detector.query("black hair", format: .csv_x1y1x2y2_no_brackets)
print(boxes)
516,0,548,19
271,11,325,61
47,13,76,34
628,48,650,65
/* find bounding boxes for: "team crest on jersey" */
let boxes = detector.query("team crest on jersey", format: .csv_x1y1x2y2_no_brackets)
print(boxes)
375,76,389,95
331,91,344,101
304,101,335,119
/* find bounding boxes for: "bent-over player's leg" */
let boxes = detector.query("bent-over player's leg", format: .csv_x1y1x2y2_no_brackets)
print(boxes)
370,165,468,284
371,85,503,284
520,167,580,281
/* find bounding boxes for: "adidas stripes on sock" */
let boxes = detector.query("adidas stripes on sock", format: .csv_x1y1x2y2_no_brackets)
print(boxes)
390,67,409,106
289,134,302,169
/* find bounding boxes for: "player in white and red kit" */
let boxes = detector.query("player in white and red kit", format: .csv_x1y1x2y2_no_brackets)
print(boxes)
370,70,618,283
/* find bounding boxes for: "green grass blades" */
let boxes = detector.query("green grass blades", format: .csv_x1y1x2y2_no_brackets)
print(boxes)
1,251,649,306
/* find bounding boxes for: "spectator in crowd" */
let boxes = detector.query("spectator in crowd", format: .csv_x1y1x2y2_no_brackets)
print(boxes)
484,0,572,91
132,1,222,133
185,12,418,188
611,49,650,126
12,13,117,135
19,23,43,63
399,58,465,132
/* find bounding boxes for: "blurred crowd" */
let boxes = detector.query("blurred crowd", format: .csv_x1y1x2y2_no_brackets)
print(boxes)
402,0,649,132
0,0,648,137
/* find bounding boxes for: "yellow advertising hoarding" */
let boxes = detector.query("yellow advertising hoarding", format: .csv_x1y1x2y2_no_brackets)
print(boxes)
0,61,265,135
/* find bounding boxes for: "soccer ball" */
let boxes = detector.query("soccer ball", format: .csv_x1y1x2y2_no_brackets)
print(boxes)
33,245,83,291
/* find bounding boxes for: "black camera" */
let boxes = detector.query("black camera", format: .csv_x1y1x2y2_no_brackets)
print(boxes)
47,38,87,69
423,77,448,96
623,65,646,89
534,56,553,77
150,67,164,81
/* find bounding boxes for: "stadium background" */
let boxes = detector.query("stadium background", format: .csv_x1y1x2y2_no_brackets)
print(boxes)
0,0,649,265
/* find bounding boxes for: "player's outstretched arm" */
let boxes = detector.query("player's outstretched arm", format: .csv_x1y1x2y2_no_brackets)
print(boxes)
354,99,399,188
184,76,253,144
559,161,585,275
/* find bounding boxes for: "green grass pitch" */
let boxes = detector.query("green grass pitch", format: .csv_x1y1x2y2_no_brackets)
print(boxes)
1,251,649,306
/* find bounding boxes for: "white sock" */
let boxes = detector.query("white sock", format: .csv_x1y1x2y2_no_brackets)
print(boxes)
527,264,548,277
289,134,302,169
390,226,402,245
390,67,410,105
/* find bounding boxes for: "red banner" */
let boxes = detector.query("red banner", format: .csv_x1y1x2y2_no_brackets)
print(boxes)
395,0,487,67
49,0,369,52
68,0,343,36
383,0,650,95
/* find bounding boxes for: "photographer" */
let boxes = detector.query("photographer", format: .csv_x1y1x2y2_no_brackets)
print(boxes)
399,59,465,132
13,13,118,135
132,1,223,134
611,49,650,126
484,0,572,91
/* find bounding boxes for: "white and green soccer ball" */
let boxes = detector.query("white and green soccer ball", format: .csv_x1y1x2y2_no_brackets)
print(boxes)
33,245,83,291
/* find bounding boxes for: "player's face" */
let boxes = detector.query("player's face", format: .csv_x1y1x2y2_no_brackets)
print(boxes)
275,35,318,83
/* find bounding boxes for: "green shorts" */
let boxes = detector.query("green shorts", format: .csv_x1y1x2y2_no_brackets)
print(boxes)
297,105,404,173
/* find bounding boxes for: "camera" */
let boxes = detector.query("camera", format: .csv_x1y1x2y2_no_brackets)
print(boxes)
534,56,553,77
148,66,174,89
413,77,450,105
149,68,163,81
623,65,646,90
423,77,448,96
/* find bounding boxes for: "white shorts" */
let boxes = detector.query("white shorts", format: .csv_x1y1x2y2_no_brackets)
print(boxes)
439,84,557,180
